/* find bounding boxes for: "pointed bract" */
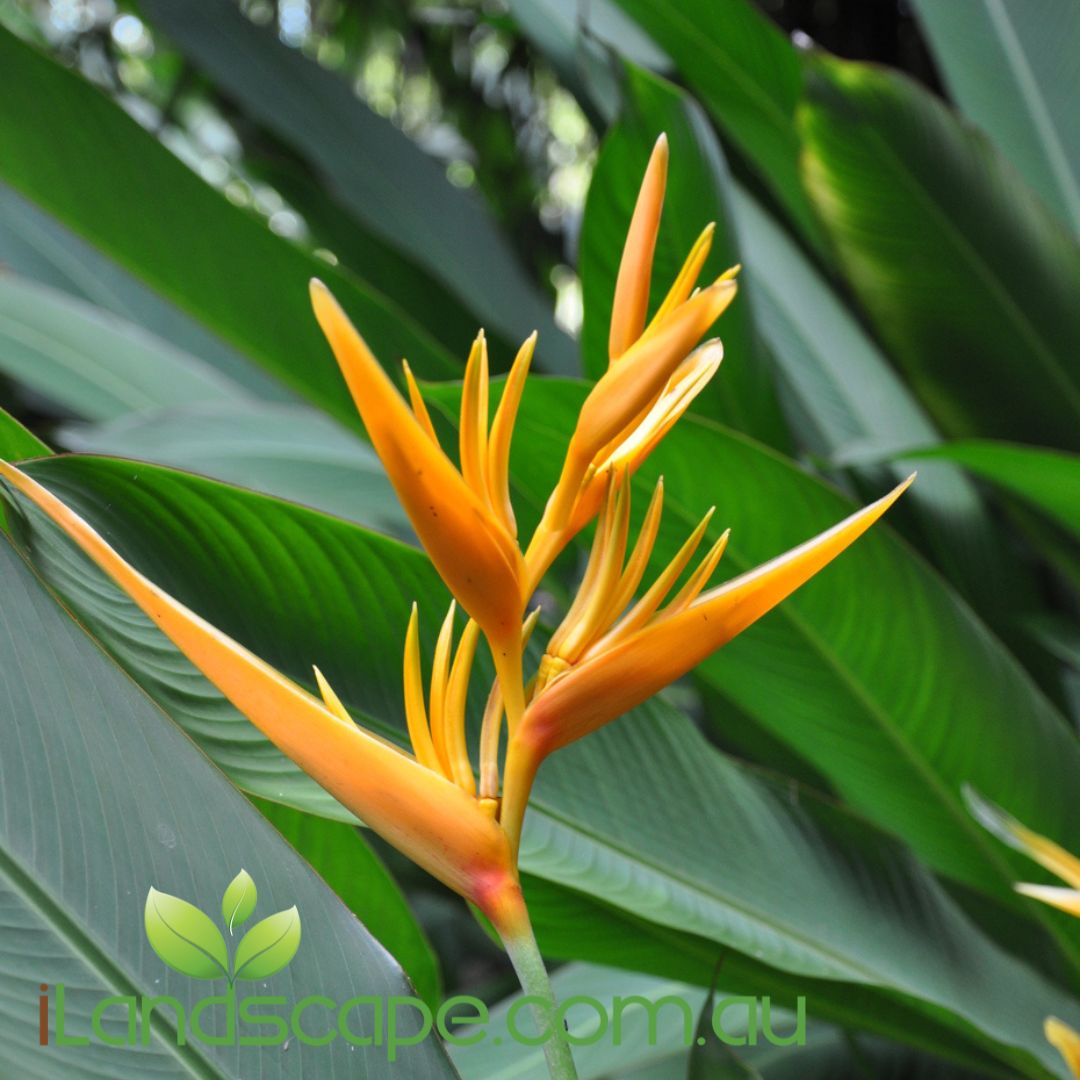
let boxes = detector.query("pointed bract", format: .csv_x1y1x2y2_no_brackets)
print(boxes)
521,476,912,754
0,461,515,907
310,281,524,644
609,134,668,361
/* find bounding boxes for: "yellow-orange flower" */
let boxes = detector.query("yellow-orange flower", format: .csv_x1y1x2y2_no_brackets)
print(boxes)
500,473,914,851
310,281,532,719
525,135,737,587
0,460,526,933
966,788,1080,1076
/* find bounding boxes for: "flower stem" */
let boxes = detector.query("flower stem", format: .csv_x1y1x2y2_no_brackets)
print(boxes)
500,916,578,1080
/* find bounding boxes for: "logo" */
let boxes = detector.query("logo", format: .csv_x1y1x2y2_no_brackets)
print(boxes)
144,869,300,985
36,869,807,1059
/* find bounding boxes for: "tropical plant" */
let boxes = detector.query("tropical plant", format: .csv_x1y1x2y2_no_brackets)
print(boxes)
1,2,1078,1078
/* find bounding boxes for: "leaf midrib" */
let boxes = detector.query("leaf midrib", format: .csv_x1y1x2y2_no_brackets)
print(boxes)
818,91,1080,419
0,844,223,1080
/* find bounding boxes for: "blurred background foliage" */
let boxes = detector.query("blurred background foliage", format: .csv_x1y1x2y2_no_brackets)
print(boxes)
2,1,1080,1078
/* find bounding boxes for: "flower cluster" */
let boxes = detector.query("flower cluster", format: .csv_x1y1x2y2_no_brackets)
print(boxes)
0,135,908,942
968,789,1080,1076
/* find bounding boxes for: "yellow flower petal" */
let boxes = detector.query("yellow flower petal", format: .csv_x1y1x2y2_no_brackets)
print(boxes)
404,604,446,775
660,529,730,616
428,600,459,771
310,281,524,643
313,665,354,726
609,133,668,362
487,332,535,539
645,222,715,333
445,617,481,795
1046,1017,1080,1078
0,460,514,904
1015,884,1080,918
588,506,715,656
965,786,1080,891
401,359,438,443
460,331,490,503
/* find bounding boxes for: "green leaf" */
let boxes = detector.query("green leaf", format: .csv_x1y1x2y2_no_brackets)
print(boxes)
901,440,1080,538
0,406,49,461
0,27,459,432
221,869,257,935
0,183,288,399
609,0,826,252
0,408,47,535
138,0,576,375
0,274,249,421
579,64,787,447
798,54,1080,450
505,0,671,125
0,532,456,1077
5,451,1079,1072
232,907,302,982
58,401,410,535
254,797,442,1009
911,0,1080,234
144,887,230,980
730,186,1044,658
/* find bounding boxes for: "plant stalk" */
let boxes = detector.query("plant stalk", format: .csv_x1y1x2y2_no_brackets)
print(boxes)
500,914,578,1080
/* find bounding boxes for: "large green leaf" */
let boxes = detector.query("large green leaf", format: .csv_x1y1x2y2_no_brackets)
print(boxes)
901,440,1080,540
138,0,576,375
799,54,1080,450
0,275,249,421
911,0,1080,235
579,64,787,448
252,798,441,1009
3,454,1078,1074
608,0,825,253
0,184,288,399
0,27,459,430
58,401,409,535
0,533,456,1078
730,186,1046,660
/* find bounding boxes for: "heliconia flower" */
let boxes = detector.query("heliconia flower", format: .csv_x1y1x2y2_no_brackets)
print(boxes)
310,281,532,716
526,134,736,581
964,786,1080,917
1046,1018,1080,1078
501,474,913,851
0,461,527,935
965,787,1080,1076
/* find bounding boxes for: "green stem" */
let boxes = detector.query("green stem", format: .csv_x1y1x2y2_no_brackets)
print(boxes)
500,916,578,1080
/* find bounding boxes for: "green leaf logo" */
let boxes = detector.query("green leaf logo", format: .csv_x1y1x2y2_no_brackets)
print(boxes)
233,907,302,981
144,872,300,984
145,887,229,981
222,868,257,935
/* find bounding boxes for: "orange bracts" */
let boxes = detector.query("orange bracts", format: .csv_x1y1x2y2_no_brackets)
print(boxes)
0,460,524,933
526,136,737,584
310,282,528,642
499,474,913,852
967,789,1080,1076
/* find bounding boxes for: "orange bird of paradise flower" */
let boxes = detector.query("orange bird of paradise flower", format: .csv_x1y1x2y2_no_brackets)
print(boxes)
0,134,911,1080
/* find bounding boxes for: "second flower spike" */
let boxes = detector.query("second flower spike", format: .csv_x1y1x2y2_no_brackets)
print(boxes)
310,281,530,691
